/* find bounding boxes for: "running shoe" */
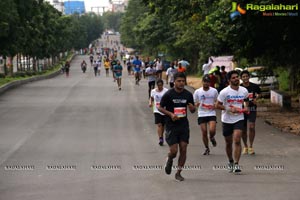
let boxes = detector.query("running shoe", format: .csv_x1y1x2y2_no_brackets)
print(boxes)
159,138,164,146
175,173,185,182
233,163,242,173
228,162,234,173
248,147,255,155
164,157,173,175
242,147,248,155
210,137,217,147
203,148,210,155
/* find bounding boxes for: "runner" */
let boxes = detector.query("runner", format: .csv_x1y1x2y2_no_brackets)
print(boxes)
166,62,177,88
110,57,118,82
216,70,249,174
145,62,157,98
97,58,101,76
81,60,87,73
89,54,94,66
126,59,132,76
240,70,261,155
132,56,142,85
104,58,110,77
193,75,218,155
155,57,163,79
93,60,98,77
149,79,168,146
158,72,196,181
113,60,123,90
65,61,70,78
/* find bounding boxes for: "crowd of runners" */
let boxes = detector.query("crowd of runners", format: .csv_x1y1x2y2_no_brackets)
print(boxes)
66,33,261,182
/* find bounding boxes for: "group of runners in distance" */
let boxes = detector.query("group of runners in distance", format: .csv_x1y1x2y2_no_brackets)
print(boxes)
72,34,261,182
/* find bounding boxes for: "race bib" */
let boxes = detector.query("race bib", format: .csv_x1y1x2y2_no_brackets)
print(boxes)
174,107,186,118
248,93,254,101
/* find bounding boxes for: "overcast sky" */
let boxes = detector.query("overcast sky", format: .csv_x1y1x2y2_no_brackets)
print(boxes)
83,0,110,12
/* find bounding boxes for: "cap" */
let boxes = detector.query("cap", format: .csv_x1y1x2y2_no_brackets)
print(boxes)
202,75,211,82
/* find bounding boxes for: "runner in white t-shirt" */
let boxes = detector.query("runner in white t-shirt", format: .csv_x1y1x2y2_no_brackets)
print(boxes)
216,70,249,174
149,79,168,146
193,75,218,155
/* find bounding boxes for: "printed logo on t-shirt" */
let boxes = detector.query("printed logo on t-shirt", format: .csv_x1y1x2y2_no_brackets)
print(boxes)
172,99,187,104
226,95,245,104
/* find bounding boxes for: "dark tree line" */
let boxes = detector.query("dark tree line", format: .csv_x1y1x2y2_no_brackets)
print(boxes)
0,0,104,75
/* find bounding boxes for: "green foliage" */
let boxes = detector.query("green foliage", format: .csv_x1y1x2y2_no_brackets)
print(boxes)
275,68,289,91
122,0,299,93
102,12,123,32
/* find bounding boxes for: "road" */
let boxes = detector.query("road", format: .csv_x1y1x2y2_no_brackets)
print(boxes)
0,36,300,200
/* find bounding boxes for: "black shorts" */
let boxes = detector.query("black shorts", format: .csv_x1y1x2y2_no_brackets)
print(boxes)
222,120,244,137
198,116,217,125
165,126,189,146
148,81,155,89
154,113,165,125
156,70,163,74
244,111,257,124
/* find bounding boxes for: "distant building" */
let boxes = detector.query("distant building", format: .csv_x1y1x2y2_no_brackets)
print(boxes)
45,0,64,13
53,0,64,13
64,0,85,15
110,0,128,13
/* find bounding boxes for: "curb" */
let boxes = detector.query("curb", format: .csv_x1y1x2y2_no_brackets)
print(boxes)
0,54,76,96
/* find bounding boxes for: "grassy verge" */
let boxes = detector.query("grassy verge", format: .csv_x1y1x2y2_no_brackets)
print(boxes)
0,53,74,87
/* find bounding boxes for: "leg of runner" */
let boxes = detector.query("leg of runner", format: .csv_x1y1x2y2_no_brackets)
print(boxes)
225,135,234,172
157,123,164,146
233,129,242,173
200,123,210,155
118,77,122,90
165,144,178,175
242,115,249,154
175,141,188,181
248,122,256,154
209,120,217,147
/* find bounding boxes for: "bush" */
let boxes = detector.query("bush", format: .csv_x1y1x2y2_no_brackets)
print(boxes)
14,71,26,77
0,73,5,78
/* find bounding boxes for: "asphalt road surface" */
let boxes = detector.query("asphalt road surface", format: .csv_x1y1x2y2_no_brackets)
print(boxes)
0,39,300,200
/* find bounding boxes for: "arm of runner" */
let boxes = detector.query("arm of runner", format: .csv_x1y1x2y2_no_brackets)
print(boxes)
157,106,179,121
187,94,196,113
149,97,154,108
188,103,196,113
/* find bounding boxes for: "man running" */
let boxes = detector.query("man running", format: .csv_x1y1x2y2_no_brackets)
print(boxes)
193,75,218,155
89,54,94,66
240,70,261,155
113,60,123,90
158,72,195,181
104,58,110,77
216,70,249,174
93,60,98,77
132,56,142,85
110,57,118,81
166,62,177,88
145,62,157,98
149,79,168,146
155,57,163,79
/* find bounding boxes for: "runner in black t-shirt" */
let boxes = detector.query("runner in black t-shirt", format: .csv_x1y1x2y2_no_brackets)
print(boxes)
158,72,195,181
240,70,261,155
